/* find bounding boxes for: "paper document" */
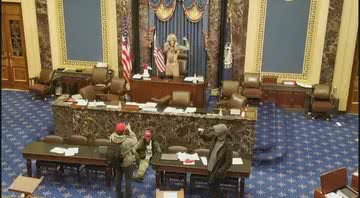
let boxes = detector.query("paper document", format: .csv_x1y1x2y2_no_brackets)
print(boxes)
76,99,88,106
163,192,178,198
185,107,197,113
132,74,142,79
142,107,158,112
336,122,342,127
106,105,121,109
232,158,243,165
143,102,157,108
161,154,177,161
176,152,199,161
50,147,67,154
164,107,177,113
71,94,82,100
200,156,208,166
184,76,204,82
230,109,241,115
67,148,79,153
95,101,106,107
126,102,140,106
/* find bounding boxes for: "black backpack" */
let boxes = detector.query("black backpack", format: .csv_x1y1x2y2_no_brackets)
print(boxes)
106,143,124,168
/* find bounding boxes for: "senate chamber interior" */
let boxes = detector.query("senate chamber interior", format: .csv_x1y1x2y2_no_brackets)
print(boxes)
1,0,359,197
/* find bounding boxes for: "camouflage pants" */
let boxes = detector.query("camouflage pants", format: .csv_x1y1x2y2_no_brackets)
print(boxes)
135,159,149,178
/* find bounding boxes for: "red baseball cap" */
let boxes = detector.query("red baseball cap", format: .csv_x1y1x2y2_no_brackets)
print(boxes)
144,130,152,140
115,123,126,134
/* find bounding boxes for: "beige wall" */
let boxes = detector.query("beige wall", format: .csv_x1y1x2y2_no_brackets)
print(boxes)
2,0,42,78
332,0,358,111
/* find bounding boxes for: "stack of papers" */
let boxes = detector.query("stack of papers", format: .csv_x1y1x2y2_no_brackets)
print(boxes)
71,94,82,100
125,102,141,106
232,158,243,165
185,107,196,113
184,76,204,82
200,156,208,166
143,102,157,108
132,74,143,79
164,107,184,113
106,104,121,109
230,109,241,115
176,152,200,161
76,99,88,106
141,107,158,112
50,147,79,156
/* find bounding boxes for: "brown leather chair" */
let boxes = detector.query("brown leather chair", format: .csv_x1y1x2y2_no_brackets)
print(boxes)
79,66,113,99
314,167,358,198
218,81,247,109
85,138,111,181
29,68,54,100
36,135,64,178
152,91,193,107
62,135,88,180
164,146,189,188
178,52,188,76
241,73,262,102
96,77,127,104
311,84,334,119
79,85,97,101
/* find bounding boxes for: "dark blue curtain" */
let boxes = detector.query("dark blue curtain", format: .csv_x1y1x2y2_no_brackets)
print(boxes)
151,0,208,77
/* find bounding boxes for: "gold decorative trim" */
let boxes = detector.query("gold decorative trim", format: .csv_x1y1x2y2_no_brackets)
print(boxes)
56,0,108,67
255,0,318,80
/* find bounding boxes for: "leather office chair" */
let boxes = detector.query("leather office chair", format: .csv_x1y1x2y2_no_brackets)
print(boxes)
96,77,127,104
164,146,189,188
241,73,262,104
36,135,64,178
151,91,193,107
79,84,97,101
310,84,335,120
79,66,113,99
85,138,111,181
314,167,358,198
62,135,88,180
29,68,54,100
218,81,247,109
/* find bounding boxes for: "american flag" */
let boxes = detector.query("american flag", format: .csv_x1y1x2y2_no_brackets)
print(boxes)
121,15,132,84
153,31,166,73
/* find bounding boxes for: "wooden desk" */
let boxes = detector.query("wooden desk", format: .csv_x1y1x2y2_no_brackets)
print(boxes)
22,141,111,186
9,175,43,198
52,70,92,95
262,83,312,110
130,77,206,108
52,94,257,159
352,171,358,192
151,154,252,198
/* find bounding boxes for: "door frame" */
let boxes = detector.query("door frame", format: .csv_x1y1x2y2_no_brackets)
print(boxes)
346,37,359,113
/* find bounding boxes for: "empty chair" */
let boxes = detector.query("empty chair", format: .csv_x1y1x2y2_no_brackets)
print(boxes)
79,66,113,100
241,73,262,104
29,68,54,100
310,84,335,119
152,91,193,107
97,78,127,104
222,80,241,99
164,145,189,188
85,138,111,181
36,135,64,178
218,81,247,109
62,135,88,180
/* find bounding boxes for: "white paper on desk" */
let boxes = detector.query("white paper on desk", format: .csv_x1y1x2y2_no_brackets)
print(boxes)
163,191,178,198
76,99,88,106
67,147,79,154
232,158,243,165
142,107,158,112
143,102,157,108
185,107,196,113
132,74,142,79
71,94,82,100
107,105,121,109
176,152,199,161
50,147,67,154
200,156,208,166
230,109,241,115
126,102,140,106
88,102,97,107
164,107,177,113
95,101,106,107
64,150,75,156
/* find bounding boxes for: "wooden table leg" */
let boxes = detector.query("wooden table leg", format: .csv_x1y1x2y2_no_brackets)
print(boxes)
239,177,245,198
26,159,32,177
105,166,111,187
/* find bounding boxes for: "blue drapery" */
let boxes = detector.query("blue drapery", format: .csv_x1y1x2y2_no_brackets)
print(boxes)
150,0,208,77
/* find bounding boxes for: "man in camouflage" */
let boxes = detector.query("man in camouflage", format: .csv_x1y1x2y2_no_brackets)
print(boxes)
110,122,138,198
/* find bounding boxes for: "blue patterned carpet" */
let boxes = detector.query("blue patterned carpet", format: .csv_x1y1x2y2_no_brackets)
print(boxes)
1,90,358,198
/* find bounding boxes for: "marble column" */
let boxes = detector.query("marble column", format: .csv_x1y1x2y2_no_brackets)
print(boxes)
320,0,344,84
229,0,249,80
138,0,151,72
207,0,222,87
35,0,52,68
